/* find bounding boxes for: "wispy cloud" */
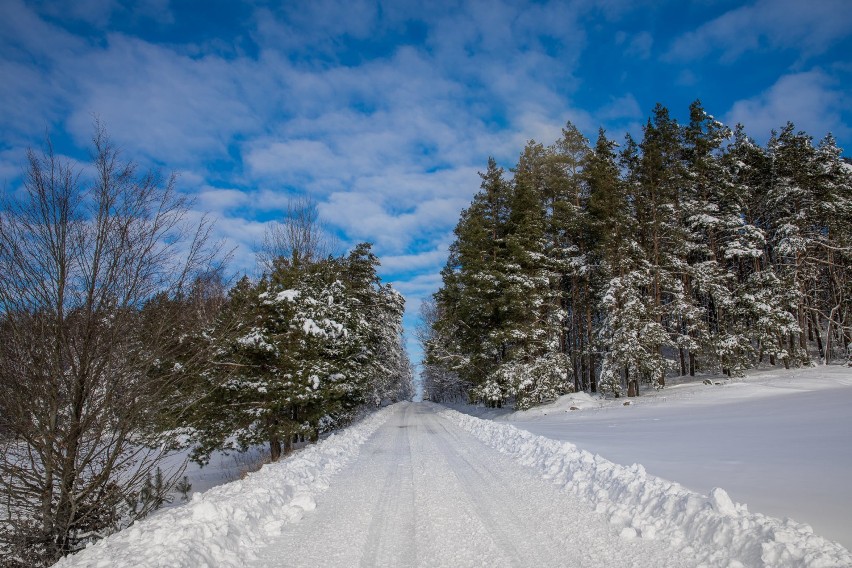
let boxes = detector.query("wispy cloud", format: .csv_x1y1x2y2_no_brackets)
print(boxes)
596,93,642,121
666,0,852,63
34,0,175,27
616,30,653,60
65,36,261,164
379,247,453,276
726,70,850,141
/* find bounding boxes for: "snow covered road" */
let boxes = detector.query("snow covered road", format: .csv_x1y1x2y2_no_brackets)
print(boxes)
250,402,683,568
57,401,851,567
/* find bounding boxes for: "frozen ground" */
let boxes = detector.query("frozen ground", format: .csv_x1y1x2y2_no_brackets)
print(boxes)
457,365,852,550
55,398,850,567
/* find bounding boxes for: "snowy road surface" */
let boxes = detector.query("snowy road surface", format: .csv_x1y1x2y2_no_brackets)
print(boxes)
57,401,851,567
250,403,682,568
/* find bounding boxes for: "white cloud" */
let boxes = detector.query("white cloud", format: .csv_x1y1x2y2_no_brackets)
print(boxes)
0,0,86,59
666,0,852,63
196,187,251,213
318,193,470,254
378,245,452,276
597,93,642,121
64,35,261,165
32,0,174,27
676,69,698,87
618,31,653,60
726,70,849,141
246,140,339,179
184,210,270,277
391,271,444,301
391,269,447,353
0,148,27,183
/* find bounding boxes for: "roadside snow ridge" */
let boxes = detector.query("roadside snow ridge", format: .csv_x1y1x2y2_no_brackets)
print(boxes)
53,407,395,568
440,406,852,568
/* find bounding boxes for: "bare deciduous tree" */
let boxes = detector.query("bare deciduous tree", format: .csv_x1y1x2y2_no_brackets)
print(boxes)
256,196,337,272
0,123,219,566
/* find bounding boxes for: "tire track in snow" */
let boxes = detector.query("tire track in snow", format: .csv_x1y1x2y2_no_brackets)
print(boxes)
421,417,527,567
359,405,417,567
243,403,691,567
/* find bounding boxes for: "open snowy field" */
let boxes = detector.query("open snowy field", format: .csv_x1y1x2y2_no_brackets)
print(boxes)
458,365,852,550
55,397,850,567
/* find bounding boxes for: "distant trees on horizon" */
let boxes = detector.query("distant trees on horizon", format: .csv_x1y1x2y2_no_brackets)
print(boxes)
422,101,852,407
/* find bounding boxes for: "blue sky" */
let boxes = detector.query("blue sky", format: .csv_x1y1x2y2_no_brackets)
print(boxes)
2,0,851,365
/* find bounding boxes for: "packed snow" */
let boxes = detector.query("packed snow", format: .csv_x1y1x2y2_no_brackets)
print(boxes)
53,406,397,568
248,403,685,567
54,389,851,568
441,406,851,567
458,365,852,550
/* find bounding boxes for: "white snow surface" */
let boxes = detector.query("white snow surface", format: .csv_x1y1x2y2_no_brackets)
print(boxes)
53,406,397,568
53,387,851,567
441,407,852,567
458,365,852,550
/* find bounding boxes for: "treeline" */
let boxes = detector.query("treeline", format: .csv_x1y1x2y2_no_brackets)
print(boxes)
0,128,411,567
422,101,852,408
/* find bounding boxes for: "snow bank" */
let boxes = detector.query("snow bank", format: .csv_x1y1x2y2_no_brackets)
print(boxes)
439,406,852,568
53,406,396,568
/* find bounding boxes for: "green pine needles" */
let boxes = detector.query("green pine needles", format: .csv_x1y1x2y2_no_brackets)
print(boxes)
424,101,852,407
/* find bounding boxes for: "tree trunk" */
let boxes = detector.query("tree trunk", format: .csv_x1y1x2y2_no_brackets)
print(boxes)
824,305,839,365
269,435,282,462
585,279,596,393
789,332,796,361
810,311,824,359
627,372,638,397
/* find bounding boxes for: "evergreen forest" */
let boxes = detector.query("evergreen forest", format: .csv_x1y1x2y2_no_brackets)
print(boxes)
422,101,852,408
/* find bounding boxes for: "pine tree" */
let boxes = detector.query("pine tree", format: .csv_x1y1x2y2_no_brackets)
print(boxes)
187,244,408,463
765,123,827,365
808,134,852,362
586,129,635,396
550,123,594,393
722,125,797,368
680,100,752,376
633,104,688,387
491,142,572,408
434,158,513,405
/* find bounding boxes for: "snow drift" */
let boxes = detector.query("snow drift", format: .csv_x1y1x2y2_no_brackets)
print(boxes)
439,405,852,568
53,406,396,568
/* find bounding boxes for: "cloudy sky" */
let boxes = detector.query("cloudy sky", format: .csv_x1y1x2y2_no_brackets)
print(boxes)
2,0,851,363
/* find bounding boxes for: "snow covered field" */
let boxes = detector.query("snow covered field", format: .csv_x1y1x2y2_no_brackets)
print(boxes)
458,365,852,550
54,387,851,567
